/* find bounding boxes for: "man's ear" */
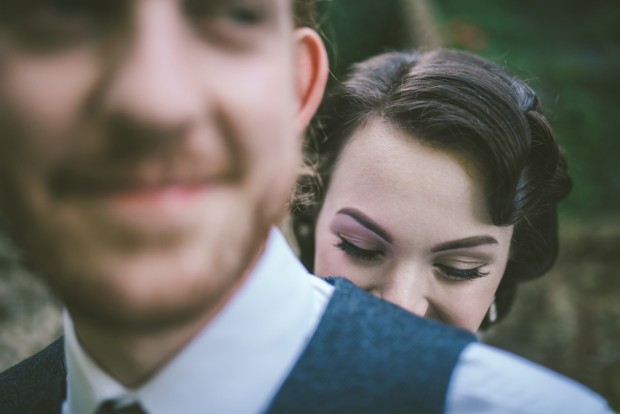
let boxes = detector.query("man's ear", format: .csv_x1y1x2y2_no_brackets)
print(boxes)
294,27,329,133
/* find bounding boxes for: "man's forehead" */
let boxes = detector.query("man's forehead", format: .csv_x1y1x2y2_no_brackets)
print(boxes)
0,0,293,13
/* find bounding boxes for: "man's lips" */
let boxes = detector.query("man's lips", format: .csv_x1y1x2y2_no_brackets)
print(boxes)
48,158,239,218
82,182,215,223
104,183,210,215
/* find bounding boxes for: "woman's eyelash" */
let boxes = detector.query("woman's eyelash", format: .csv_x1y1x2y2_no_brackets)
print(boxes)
335,238,384,262
435,264,489,281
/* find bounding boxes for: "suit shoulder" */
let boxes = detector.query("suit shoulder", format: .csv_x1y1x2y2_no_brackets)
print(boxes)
0,337,66,414
267,278,477,414
329,277,476,344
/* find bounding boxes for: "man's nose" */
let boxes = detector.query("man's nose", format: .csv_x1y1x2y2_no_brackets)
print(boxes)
103,1,202,129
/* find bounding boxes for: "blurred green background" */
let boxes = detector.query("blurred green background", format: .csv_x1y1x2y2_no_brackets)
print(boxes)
318,0,620,408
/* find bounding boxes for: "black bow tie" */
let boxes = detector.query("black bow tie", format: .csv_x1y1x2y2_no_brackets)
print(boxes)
95,399,147,414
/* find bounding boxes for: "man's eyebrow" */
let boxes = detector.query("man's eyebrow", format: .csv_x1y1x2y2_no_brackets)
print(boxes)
431,236,498,253
207,0,272,7
336,208,393,243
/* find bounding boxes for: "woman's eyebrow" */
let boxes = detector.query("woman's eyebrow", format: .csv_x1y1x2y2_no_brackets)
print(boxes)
336,208,393,243
431,236,498,253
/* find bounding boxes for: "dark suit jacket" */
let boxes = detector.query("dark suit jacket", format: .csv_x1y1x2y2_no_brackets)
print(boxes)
0,278,475,414
0,337,65,413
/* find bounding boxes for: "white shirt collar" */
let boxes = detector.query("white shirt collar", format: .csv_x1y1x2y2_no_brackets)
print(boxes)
64,228,334,414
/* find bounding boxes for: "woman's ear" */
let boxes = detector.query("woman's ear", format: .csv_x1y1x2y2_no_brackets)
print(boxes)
293,27,329,133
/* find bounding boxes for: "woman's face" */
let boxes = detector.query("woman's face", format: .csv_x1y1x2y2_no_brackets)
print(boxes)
314,118,513,331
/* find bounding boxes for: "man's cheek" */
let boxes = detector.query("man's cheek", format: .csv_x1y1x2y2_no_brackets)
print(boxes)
2,51,99,134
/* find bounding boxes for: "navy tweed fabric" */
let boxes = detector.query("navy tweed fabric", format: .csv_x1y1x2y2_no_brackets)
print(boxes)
267,278,476,414
0,337,66,414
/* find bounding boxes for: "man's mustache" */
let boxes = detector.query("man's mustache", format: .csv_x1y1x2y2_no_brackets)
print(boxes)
49,159,219,197
47,115,243,197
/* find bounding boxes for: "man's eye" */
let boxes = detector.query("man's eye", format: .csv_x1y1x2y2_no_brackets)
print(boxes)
223,6,264,26
184,1,270,49
1,1,118,52
435,264,489,281
185,1,266,25
335,238,384,263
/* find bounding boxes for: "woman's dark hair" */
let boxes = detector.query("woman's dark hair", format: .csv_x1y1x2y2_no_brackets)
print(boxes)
294,0,318,28
291,49,572,328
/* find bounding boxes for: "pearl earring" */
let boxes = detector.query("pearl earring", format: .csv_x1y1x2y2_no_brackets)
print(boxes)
487,298,498,323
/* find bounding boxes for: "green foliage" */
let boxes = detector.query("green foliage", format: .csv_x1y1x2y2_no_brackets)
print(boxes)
434,0,620,216
318,0,413,77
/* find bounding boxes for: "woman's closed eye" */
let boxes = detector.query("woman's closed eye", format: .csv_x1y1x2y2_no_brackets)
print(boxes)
335,237,385,262
434,264,489,281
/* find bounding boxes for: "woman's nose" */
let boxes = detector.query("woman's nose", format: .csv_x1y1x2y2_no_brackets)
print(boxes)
377,274,431,317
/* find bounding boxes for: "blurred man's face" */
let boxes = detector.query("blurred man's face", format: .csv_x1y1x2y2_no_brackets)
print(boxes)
0,0,304,329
